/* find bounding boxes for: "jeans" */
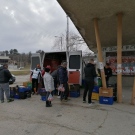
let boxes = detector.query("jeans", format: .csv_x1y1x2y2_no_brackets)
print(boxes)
63,83,69,100
83,80,94,103
0,83,10,101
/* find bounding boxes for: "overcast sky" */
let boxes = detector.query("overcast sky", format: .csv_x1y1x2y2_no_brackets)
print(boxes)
0,0,84,53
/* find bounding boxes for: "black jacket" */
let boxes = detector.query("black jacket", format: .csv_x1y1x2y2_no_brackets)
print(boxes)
51,69,58,83
0,66,12,83
57,66,68,84
104,67,112,81
84,63,97,81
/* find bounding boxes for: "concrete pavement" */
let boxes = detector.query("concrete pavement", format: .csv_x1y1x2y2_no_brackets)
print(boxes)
0,89,135,135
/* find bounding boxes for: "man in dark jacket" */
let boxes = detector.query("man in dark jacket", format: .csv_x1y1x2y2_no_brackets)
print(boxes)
0,64,14,103
104,63,112,87
57,62,69,101
83,59,97,105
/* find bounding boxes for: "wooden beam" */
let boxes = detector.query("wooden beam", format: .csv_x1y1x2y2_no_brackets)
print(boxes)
131,77,135,105
117,13,123,103
94,18,107,88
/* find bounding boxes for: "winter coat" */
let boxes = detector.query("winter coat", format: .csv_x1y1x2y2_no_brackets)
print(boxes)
0,66,12,83
84,63,97,81
104,67,112,81
57,66,68,84
43,72,54,92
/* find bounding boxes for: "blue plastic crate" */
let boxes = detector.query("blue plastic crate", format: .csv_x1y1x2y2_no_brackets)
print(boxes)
99,96,113,105
70,91,80,98
18,86,27,92
38,88,46,96
14,94,20,99
41,96,46,101
26,86,32,91
93,86,100,93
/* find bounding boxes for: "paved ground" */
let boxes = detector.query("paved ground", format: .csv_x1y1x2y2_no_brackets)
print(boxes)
0,75,135,135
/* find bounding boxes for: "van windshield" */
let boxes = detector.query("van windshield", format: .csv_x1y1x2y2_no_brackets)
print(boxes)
69,55,80,69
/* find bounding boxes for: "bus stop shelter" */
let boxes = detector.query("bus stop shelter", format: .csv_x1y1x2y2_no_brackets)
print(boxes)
57,0,135,104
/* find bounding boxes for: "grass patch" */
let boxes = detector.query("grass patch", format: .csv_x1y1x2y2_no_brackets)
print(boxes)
11,70,31,76
23,64,30,70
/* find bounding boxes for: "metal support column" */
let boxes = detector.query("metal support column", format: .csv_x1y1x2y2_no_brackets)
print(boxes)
131,77,135,105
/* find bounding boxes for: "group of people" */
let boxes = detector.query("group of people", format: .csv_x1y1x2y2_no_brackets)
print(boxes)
0,60,112,107
31,61,69,107
83,59,112,105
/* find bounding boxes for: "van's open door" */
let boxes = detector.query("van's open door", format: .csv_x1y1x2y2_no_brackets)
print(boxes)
31,53,42,70
68,51,82,85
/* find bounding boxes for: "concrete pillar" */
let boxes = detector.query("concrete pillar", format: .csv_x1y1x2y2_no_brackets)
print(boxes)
94,18,107,88
117,13,123,103
131,77,135,105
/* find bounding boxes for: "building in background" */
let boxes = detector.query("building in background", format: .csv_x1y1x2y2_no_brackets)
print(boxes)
0,52,10,65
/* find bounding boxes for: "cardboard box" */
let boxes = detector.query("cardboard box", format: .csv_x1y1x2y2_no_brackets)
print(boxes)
99,87,113,97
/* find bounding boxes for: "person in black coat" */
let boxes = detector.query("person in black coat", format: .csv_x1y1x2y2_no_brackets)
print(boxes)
0,64,14,103
57,62,69,101
83,59,97,105
104,63,112,87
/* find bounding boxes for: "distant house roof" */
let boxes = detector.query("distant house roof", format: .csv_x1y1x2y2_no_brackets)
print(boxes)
0,56,10,60
57,0,135,52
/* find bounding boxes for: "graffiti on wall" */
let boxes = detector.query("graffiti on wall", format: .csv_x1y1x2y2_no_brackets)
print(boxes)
106,51,135,75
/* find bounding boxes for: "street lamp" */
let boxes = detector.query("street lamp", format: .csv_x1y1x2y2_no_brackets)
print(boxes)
55,36,62,51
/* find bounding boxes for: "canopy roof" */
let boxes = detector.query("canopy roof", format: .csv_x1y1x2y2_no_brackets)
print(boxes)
57,0,135,52
0,56,10,60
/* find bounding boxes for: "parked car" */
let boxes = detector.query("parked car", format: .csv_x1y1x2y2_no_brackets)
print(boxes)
18,67,24,70
9,74,16,84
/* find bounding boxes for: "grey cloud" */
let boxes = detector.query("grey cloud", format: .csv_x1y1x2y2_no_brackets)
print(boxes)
0,0,79,53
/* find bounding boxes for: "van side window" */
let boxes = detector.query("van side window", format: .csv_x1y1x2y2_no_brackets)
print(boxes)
69,55,80,69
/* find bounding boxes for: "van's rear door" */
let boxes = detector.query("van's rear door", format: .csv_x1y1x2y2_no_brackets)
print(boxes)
31,53,42,70
68,51,82,85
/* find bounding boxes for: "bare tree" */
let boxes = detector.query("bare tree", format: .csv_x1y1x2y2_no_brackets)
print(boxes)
52,32,85,51
52,34,66,51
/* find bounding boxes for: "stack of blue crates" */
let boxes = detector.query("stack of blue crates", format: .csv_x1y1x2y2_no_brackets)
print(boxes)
18,86,31,99
92,86,100,100
10,86,19,99
99,96,114,105
99,87,114,105
70,90,80,98
10,86,31,99
69,84,80,98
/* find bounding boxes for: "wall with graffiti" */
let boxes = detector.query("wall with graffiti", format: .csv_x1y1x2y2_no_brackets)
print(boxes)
106,51,135,75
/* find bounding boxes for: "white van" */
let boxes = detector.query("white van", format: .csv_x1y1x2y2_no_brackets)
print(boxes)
31,51,83,86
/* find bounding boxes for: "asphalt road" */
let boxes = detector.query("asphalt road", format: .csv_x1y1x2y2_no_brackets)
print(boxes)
10,74,30,86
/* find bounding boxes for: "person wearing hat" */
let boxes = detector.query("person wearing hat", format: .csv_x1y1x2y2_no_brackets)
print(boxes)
31,64,42,95
43,67,54,107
